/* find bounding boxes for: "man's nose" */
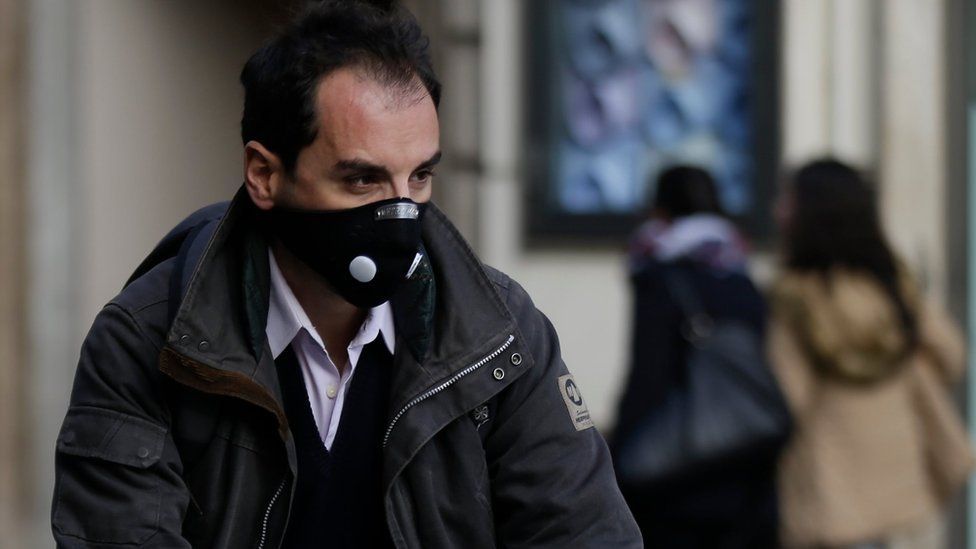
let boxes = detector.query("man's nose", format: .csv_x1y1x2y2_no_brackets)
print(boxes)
391,179,411,199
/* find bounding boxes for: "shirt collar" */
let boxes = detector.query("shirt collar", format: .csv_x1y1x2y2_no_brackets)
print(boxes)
266,248,396,359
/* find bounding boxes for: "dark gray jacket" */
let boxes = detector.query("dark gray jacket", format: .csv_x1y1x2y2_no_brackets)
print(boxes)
52,189,642,548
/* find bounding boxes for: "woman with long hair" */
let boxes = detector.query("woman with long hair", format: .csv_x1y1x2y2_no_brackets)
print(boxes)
770,159,973,548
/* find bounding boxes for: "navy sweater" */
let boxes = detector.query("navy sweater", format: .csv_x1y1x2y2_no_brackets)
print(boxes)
276,340,395,548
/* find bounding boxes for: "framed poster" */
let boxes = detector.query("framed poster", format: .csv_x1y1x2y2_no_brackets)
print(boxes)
524,0,779,243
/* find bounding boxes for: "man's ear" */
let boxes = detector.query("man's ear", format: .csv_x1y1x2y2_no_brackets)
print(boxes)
244,141,285,211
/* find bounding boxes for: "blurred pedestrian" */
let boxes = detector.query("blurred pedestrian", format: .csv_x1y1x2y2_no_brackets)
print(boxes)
611,166,785,548
769,159,975,549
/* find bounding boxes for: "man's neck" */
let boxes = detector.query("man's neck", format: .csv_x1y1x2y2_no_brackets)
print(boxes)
270,241,366,374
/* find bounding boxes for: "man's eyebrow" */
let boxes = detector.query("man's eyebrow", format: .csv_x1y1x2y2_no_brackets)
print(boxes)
415,151,442,170
333,158,389,174
331,151,441,175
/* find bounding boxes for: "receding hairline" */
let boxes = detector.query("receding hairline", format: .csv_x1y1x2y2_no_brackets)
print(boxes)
316,63,432,115
297,64,435,154
342,57,433,107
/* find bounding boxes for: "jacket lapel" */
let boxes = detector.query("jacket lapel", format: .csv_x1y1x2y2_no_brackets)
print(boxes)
381,204,534,489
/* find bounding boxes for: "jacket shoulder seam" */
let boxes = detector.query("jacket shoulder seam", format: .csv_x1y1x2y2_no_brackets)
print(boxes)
115,255,176,313
131,297,169,315
103,302,164,355
482,266,513,297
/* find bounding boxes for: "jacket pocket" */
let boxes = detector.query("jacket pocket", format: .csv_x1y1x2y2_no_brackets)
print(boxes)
53,406,167,545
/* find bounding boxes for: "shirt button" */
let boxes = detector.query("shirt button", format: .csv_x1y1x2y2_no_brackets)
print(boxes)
326,385,338,399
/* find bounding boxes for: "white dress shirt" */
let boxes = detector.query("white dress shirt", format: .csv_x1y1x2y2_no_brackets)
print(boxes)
265,248,396,449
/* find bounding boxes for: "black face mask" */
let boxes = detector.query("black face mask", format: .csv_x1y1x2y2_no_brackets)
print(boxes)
267,197,427,308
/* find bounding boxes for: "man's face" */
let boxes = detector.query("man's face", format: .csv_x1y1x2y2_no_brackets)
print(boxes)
252,67,440,211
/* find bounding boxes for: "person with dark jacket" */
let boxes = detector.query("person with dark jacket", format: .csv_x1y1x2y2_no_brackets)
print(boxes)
50,2,642,547
611,166,779,548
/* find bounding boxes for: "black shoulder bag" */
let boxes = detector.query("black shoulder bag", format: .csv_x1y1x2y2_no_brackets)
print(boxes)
615,272,792,485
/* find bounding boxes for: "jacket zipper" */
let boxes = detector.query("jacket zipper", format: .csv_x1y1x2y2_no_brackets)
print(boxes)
383,334,515,448
257,476,287,549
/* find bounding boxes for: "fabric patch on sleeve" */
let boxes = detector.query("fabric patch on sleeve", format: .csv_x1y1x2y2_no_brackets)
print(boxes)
558,374,594,431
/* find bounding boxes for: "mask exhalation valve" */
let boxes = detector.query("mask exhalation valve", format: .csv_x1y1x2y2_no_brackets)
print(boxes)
349,255,377,283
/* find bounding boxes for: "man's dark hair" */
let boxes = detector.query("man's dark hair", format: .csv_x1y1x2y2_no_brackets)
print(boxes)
240,0,441,174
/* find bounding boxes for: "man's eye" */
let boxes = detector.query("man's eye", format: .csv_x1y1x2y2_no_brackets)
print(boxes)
347,175,379,187
412,170,436,184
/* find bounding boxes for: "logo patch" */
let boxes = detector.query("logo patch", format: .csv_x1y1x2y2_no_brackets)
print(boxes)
558,374,594,431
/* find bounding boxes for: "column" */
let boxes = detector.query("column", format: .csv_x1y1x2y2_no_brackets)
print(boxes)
0,0,26,544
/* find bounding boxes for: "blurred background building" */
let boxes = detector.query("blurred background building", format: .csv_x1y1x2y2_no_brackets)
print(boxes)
0,0,973,546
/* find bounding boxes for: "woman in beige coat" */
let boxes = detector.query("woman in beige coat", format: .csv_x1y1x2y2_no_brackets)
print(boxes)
769,159,973,549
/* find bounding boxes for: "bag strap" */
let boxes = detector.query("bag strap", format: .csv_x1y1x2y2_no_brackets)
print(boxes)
664,270,705,317
663,269,714,342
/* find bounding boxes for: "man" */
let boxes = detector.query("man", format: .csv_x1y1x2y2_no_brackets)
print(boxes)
51,2,641,547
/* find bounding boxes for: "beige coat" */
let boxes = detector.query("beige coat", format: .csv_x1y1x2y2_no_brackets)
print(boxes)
769,269,974,548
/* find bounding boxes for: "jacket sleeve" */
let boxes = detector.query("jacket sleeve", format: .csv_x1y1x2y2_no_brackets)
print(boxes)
485,279,643,548
767,315,818,420
916,298,966,383
52,303,192,548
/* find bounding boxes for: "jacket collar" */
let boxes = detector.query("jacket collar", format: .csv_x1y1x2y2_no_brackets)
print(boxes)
159,187,523,438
